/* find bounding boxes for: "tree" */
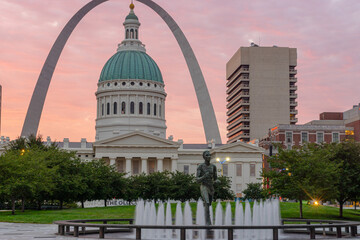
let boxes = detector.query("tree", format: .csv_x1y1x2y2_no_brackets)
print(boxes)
214,176,235,200
328,141,360,217
243,182,265,200
143,171,171,202
0,148,54,214
263,143,339,218
169,171,200,202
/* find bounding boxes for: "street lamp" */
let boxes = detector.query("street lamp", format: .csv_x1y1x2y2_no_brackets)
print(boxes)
216,157,230,176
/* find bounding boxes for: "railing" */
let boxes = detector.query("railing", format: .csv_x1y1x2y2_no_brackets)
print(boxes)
54,218,360,240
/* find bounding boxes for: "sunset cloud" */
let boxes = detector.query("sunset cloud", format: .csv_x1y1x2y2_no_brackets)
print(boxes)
0,0,359,143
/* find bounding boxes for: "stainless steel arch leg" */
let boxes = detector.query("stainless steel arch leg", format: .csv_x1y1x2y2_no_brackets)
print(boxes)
21,0,109,137
136,0,222,144
22,0,222,144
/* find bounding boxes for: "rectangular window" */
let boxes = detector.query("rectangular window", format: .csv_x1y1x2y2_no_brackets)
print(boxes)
332,132,340,143
301,132,308,143
317,132,324,143
236,164,242,176
148,160,155,174
117,160,125,173
222,164,228,176
286,132,293,144
183,165,189,175
250,164,255,177
132,160,140,175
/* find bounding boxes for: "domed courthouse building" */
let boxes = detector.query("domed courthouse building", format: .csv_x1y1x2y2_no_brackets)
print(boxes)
10,5,264,197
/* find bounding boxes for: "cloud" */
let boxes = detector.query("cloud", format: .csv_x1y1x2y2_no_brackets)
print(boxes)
1,0,359,143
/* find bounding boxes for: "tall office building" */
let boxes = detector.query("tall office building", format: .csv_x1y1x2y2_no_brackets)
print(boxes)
226,45,298,143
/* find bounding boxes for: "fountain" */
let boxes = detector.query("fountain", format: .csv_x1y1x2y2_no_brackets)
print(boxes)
134,198,281,240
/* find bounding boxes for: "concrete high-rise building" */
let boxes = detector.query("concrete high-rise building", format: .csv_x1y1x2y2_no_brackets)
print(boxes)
226,45,298,143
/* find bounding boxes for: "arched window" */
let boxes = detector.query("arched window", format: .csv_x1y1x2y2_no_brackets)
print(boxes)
159,105,162,117
101,104,104,116
147,103,151,115
139,102,143,114
113,102,117,115
126,29,129,39
154,103,157,116
121,102,126,114
130,29,134,39
107,103,110,115
135,29,138,39
130,101,135,114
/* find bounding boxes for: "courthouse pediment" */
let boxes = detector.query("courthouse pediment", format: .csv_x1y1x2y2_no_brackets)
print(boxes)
214,141,264,153
93,131,180,148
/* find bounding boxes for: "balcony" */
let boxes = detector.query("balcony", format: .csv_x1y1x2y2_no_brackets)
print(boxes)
290,109,298,114
226,94,250,109
227,113,249,123
289,85,297,91
290,117,298,123
290,101,298,107
289,69,297,74
227,88,249,102
290,93,297,98
290,77,297,83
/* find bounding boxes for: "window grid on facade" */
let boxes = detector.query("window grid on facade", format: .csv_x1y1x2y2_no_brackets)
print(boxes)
139,102,143,115
301,132,308,143
132,160,139,175
147,103,151,115
236,164,242,176
121,102,126,114
250,164,255,177
183,165,189,175
222,164,228,176
113,102,117,115
286,132,293,144
130,102,135,114
106,103,110,115
332,132,339,143
317,132,324,143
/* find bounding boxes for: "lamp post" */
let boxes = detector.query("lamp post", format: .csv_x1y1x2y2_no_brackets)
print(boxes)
216,157,230,176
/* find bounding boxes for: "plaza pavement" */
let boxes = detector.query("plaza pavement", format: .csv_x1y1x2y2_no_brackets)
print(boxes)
0,222,359,240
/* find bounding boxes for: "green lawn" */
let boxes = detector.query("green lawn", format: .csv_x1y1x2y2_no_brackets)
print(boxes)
1,202,360,224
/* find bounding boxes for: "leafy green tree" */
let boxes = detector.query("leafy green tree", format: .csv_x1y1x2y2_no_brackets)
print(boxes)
243,182,265,200
124,174,148,202
214,175,235,200
328,141,360,217
263,143,339,218
142,171,171,202
0,148,54,214
169,171,200,202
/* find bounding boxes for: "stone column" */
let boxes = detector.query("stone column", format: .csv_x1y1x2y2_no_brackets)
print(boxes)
171,158,178,172
157,158,163,172
141,157,148,174
125,157,132,175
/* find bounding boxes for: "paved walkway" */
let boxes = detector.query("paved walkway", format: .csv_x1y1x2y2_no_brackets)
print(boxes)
0,222,359,240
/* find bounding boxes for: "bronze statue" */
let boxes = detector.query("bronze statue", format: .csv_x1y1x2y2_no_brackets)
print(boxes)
196,150,219,225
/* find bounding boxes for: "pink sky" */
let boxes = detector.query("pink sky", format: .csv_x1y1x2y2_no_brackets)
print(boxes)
0,0,359,143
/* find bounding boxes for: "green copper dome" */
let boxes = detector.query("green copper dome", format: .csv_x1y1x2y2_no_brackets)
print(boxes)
99,50,163,83
126,12,138,20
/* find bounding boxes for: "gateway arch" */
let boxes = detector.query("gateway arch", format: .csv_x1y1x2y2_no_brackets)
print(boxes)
21,0,222,144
